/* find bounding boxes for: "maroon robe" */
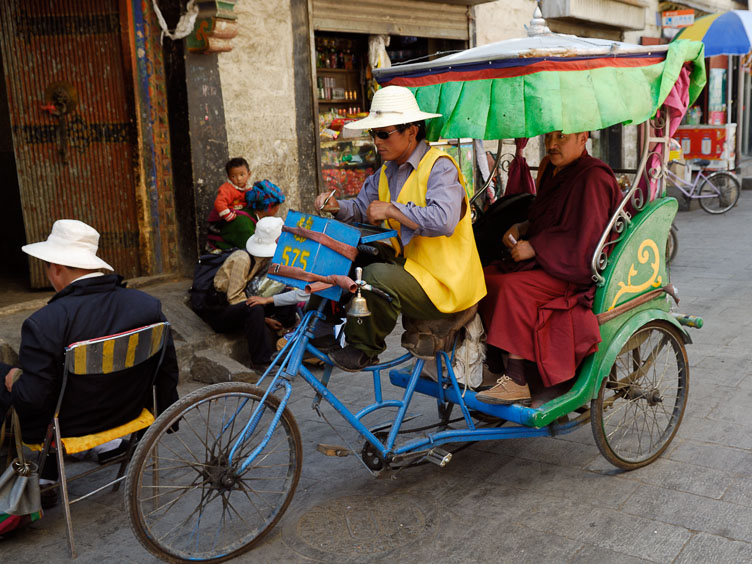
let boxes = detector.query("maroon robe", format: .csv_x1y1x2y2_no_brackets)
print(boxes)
480,152,622,386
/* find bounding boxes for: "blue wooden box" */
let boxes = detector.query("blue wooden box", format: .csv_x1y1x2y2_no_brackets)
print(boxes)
267,211,397,301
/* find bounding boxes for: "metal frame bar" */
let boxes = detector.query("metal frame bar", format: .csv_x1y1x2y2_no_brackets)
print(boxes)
590,111,671,285
231,304,584,473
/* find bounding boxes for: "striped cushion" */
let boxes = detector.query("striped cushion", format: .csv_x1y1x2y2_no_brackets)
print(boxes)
65,322,166,375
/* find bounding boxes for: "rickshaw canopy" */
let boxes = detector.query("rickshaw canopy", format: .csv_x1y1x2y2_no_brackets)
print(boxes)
373,34,706,141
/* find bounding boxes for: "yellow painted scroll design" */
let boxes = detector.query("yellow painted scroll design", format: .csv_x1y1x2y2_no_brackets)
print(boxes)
608,239,662,310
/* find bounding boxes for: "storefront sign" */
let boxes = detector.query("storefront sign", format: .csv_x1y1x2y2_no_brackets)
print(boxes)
662,9,694,28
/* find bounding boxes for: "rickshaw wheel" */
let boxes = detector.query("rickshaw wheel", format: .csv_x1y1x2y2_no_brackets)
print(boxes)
590,321,688,470
126,382,303,563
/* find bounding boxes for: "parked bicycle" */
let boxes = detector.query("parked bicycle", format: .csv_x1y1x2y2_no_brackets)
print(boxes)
666,158,741,214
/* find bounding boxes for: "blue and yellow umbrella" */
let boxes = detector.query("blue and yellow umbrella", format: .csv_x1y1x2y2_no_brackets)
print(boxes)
674,10,752,57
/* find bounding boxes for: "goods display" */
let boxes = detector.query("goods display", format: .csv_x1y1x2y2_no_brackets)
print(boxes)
675,124,736,170
321,138,378,197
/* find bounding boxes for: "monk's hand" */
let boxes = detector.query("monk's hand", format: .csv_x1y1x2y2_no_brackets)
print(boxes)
246,295,272,307
265,317,283,332
365,200,393,224
510,240,535,262
503,225,521,248
315,192,340,213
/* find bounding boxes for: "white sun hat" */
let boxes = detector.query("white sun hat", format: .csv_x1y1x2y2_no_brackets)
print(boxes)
22,219,113,271
344,85,442,130
246,216,284,258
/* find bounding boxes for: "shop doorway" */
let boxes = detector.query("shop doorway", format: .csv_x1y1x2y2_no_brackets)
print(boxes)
314,31,465,201
0,48,30,304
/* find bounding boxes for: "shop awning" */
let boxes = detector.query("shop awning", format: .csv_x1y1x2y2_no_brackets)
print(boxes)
674,10,752,56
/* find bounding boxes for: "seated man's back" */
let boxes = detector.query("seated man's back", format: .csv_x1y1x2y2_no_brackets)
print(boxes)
0,220,179,443
16,273,178,442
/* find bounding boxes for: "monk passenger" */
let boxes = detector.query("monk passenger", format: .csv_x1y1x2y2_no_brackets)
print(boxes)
477,131,621,405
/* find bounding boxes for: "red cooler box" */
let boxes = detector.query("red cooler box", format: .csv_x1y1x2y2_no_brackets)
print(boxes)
674,124,736,170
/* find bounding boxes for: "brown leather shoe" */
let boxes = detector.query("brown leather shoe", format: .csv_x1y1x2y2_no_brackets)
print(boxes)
476,375,531,405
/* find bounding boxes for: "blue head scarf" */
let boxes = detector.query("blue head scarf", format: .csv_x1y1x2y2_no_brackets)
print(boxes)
245,179,286,211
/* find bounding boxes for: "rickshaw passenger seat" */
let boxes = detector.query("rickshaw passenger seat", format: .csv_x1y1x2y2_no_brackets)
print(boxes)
401,305,478,359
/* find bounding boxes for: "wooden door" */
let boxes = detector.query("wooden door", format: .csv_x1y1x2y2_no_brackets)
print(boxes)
0,0,140,287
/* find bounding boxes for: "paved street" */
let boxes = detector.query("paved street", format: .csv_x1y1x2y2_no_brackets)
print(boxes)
3,192,752,563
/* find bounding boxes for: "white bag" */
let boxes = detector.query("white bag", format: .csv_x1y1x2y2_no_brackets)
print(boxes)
452,314,486,389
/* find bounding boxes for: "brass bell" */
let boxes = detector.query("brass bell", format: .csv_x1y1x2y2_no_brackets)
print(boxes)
348,267,371,318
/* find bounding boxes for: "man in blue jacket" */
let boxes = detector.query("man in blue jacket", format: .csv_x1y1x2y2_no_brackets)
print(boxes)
0,220,179,503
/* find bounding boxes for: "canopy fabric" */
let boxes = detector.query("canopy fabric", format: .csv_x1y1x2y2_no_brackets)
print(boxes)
374,36,706,141
674,10,752,57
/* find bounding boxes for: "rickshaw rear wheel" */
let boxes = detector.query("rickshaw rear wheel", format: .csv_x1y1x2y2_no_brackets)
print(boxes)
591,321,688,470
126,382,303,563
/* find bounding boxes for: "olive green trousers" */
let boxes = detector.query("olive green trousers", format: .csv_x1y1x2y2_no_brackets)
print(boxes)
345,249,452,357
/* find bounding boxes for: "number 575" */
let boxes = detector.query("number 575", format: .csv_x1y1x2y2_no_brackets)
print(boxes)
282,246,310,270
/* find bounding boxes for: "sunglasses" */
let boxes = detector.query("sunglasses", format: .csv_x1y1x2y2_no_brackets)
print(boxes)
368,129,401,140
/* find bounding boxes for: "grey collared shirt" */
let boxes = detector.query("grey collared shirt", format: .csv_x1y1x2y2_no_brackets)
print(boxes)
335,141,464,245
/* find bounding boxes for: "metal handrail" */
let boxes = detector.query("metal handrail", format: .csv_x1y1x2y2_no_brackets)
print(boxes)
590,111,671,285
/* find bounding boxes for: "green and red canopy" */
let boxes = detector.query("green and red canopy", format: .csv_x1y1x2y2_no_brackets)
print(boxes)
373,35,706,141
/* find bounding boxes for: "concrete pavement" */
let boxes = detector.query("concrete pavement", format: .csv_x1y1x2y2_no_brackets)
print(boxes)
2,191,752,563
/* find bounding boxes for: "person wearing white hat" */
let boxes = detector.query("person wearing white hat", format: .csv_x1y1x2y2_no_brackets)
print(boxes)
0,219,179,506
198,216,307,369
315,85,486,372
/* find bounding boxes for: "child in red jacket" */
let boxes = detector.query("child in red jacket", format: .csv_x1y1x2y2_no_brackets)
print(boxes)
207,157,254,250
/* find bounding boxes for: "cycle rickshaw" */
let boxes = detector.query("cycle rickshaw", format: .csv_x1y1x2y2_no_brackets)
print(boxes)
125,30,707,563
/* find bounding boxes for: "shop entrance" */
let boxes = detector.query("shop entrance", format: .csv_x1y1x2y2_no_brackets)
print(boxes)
314,31,465,201
0,48,29,305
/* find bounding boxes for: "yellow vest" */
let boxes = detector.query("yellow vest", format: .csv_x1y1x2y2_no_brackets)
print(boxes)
378,146,486,313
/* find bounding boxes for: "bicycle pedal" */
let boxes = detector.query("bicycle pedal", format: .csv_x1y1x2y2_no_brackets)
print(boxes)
426,447,452,467
316,443,350,457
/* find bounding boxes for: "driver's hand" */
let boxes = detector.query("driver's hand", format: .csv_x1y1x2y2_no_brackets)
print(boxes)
366,200,392,224
315,192,340,213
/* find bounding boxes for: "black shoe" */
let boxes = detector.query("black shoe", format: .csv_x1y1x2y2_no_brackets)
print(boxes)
310,334,341,353
40,486,58,509
329,346,378,372
97,440,129,464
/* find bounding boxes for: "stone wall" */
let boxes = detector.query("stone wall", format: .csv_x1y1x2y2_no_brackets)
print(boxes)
217,0,303,213
473,0,538,45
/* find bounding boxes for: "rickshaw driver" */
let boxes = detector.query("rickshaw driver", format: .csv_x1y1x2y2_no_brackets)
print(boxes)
477,130,622,405
316,85,487,372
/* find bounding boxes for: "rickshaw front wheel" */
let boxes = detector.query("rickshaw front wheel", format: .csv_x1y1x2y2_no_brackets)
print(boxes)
126,382,303,563
591,321,688,470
